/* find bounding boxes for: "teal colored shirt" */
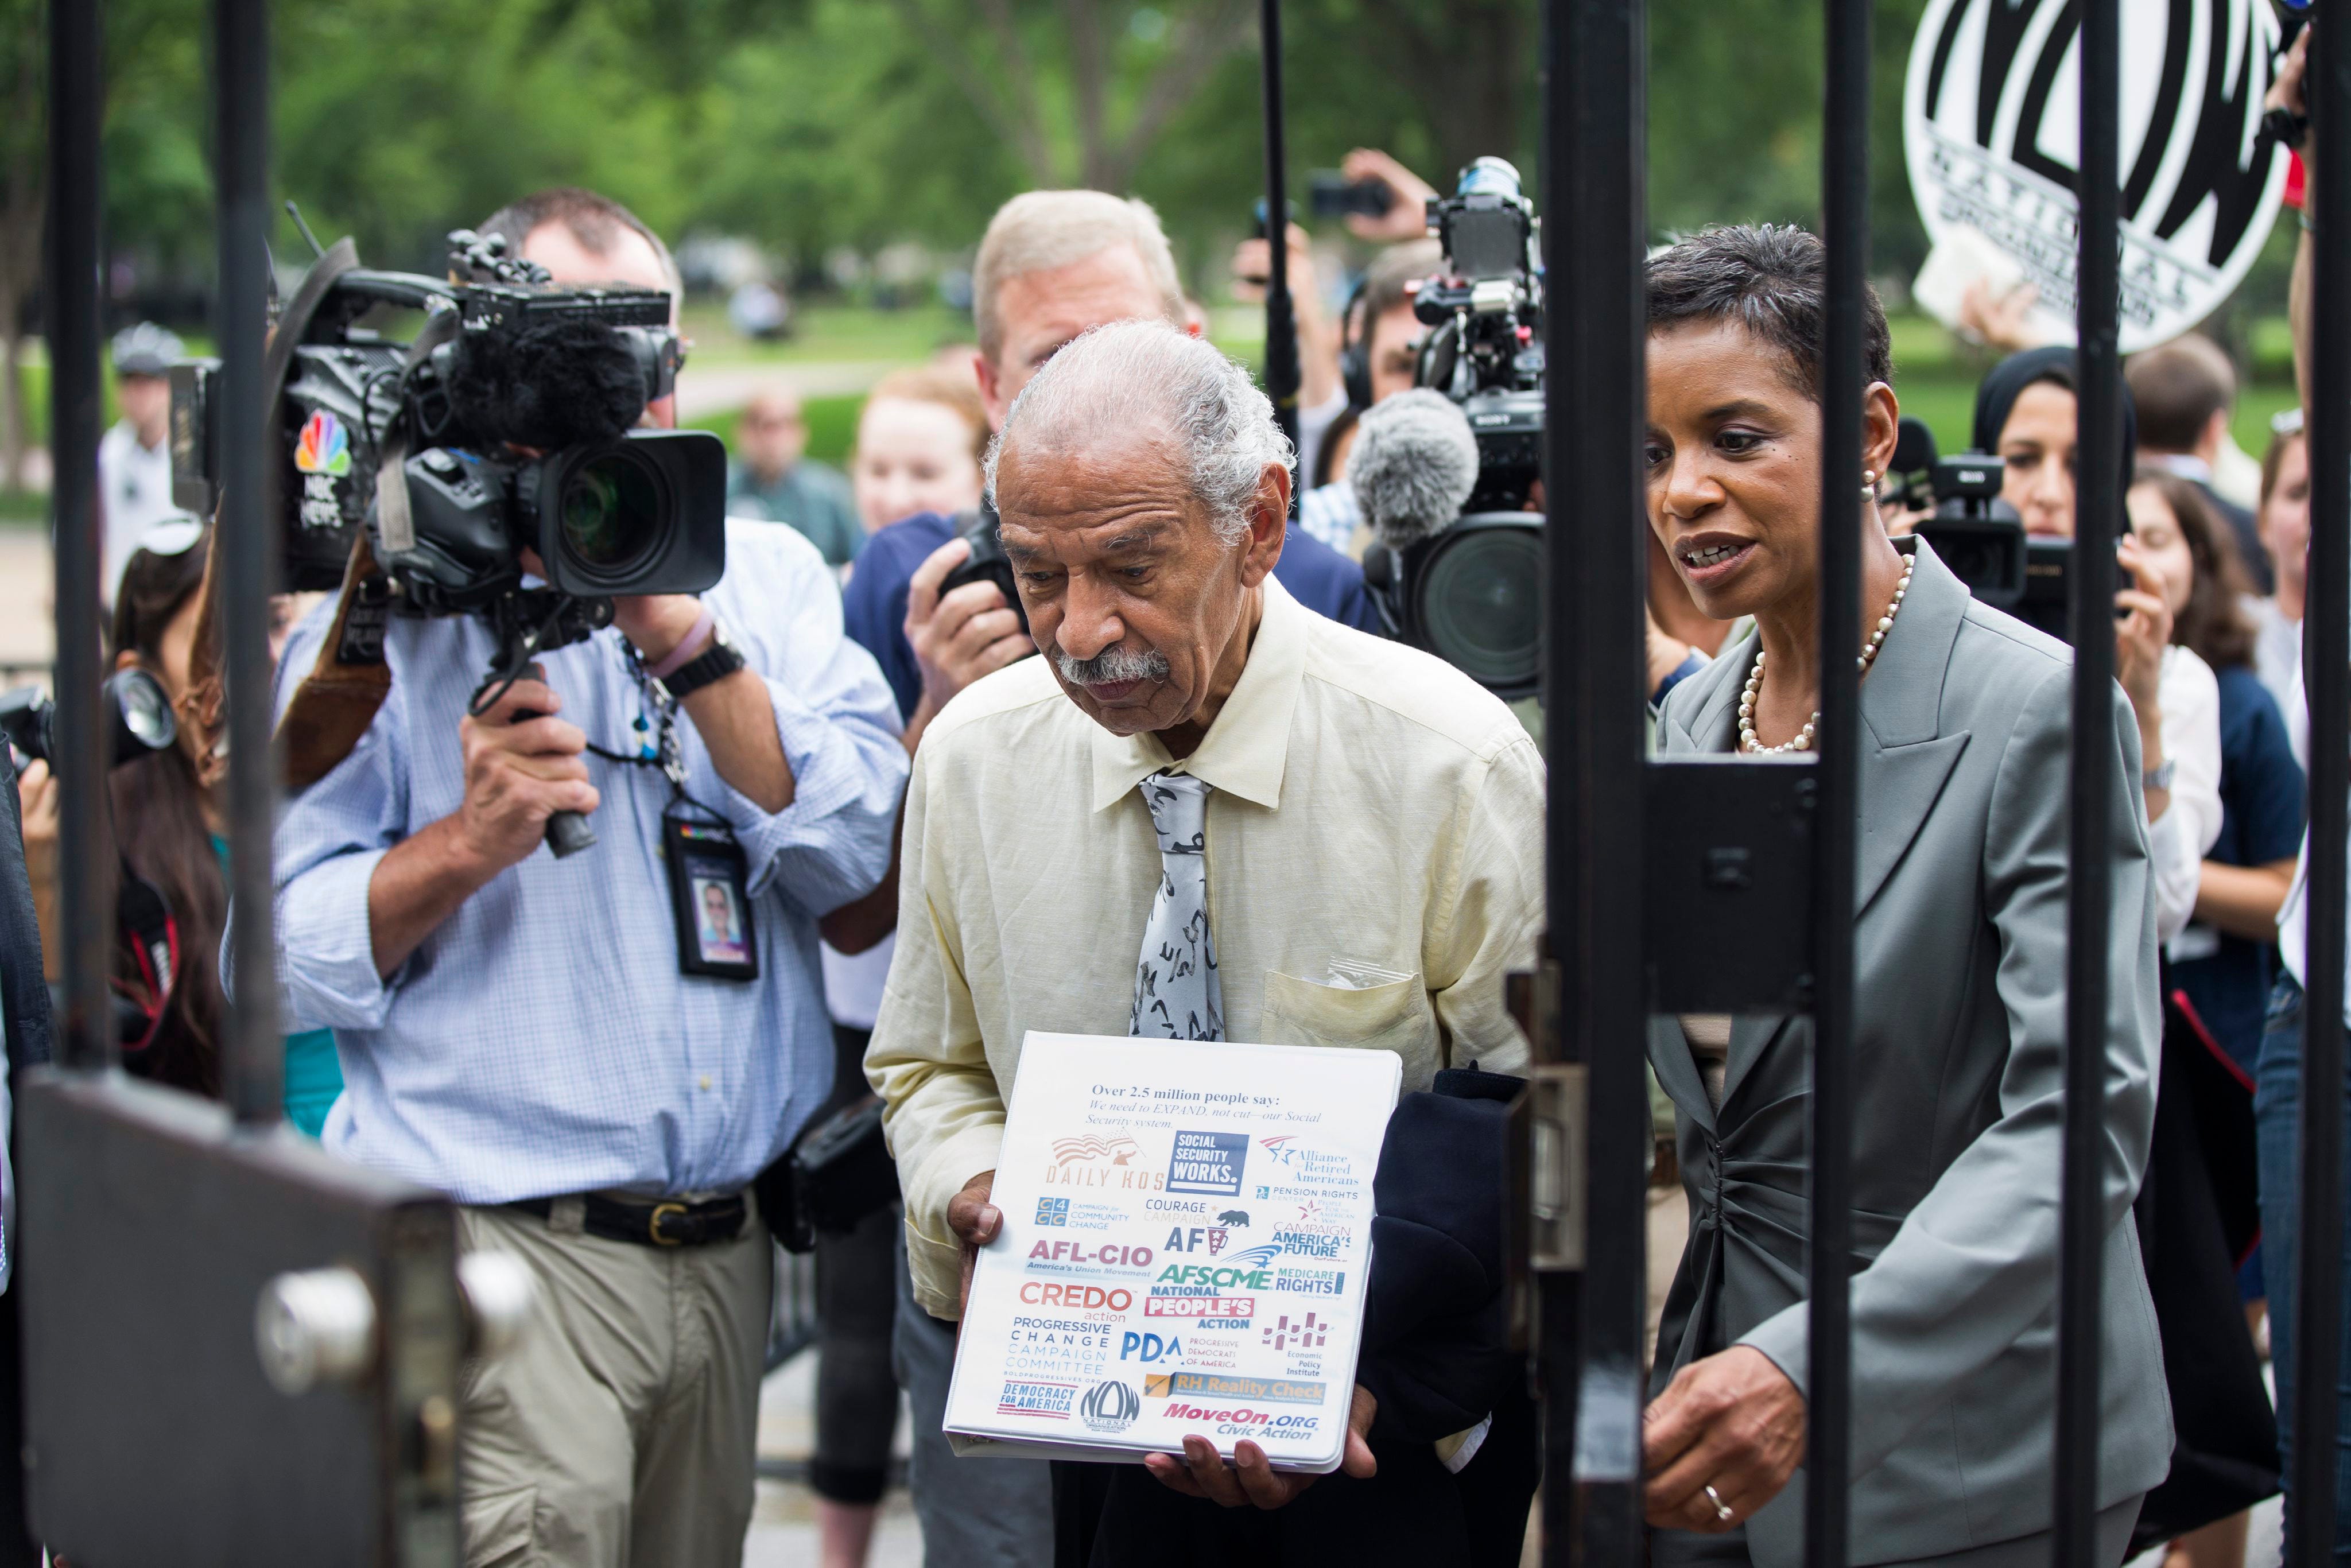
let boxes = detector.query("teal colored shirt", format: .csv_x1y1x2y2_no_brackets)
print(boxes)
212,837,343,1136
725,459,863,566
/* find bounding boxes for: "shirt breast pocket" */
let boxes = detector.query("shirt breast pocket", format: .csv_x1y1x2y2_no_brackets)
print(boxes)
1260,969,1441,1067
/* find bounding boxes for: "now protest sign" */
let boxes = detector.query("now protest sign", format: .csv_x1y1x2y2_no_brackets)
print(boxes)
1904,0,2290,352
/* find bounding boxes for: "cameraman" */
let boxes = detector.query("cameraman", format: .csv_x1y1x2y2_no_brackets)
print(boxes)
265,187,907,1568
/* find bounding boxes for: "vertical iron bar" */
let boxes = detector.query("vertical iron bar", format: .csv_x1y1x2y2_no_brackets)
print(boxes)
45,0,113,1072
1807,0,1869,1560
2054,0,2120,1556
1256,0,1300,467
2292,5,2350,1558
1543,0,1648,1560
214,0,282,1127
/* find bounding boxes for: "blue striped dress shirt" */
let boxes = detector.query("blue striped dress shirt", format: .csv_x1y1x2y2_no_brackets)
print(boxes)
263,519,907,1204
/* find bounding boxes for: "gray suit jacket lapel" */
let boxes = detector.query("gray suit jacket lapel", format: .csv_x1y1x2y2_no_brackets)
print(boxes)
1713,541,1973,1113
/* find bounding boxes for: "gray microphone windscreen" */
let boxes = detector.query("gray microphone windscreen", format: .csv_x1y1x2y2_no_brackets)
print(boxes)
1349,389,1479,550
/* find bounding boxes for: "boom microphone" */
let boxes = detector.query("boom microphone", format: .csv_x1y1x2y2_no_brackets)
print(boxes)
1350,389,1481,551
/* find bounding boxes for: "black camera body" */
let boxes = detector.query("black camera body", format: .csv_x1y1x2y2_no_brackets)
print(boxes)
1359,157,1546,698
1910,449,2076,643
168,230,726,610
0,669,180,771
937,507,1033,647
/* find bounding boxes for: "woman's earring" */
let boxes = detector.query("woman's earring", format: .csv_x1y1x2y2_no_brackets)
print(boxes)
1862,469,1879,495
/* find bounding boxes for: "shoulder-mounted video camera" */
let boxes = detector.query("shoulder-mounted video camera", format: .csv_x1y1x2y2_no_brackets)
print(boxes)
1361,157,1547,699
168,227,726,612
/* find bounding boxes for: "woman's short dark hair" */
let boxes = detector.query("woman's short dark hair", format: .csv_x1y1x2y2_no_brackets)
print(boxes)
2135,467,2257,671
1644,224,1893,402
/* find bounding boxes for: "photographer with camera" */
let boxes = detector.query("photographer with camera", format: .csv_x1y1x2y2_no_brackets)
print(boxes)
1973,346,2225,944
18,526,342,1125
265,187,906,1568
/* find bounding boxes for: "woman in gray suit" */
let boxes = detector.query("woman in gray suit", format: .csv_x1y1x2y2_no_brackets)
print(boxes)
1638,226,2170,1566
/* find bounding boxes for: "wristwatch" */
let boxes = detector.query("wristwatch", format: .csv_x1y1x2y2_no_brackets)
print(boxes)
2142,758,2176,793
657,619,746,701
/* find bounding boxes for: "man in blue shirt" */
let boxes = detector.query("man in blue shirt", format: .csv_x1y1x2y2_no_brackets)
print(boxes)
265,189,906,1568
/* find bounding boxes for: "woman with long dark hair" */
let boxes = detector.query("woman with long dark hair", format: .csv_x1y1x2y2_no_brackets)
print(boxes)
1637,226,2165,1564
18,525,339,1124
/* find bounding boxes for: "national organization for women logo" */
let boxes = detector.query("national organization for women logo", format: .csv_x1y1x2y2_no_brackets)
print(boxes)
1079,1378,1142,1434
1903,0,2288,351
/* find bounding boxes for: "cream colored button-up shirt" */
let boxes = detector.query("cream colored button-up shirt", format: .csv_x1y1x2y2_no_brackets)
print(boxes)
866,577,1545,1318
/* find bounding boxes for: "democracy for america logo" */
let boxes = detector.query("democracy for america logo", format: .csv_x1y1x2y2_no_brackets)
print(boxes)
1903,0,2287,351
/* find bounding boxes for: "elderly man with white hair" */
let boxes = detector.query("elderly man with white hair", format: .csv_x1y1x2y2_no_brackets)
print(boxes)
864,320,1545,1566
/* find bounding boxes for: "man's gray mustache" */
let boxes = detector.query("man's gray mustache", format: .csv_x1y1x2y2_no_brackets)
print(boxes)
1056,644,1170,686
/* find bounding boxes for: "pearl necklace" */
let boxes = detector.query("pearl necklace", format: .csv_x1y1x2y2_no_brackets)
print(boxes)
1737,557,1915,755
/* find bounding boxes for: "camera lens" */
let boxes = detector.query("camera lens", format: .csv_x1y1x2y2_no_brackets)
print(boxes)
110,669,178,755
1417,521,1544,693
558,449,665,581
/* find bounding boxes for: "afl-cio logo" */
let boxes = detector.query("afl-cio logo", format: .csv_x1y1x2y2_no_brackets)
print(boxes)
1079,1379,1142,1434
1903,0,2287,351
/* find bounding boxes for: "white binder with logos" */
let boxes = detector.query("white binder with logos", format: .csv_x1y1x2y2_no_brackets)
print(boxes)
941,1031,1402,1472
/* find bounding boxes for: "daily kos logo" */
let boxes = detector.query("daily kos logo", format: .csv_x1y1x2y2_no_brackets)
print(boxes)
1903,0,2287,351
1046,1133,1163,1191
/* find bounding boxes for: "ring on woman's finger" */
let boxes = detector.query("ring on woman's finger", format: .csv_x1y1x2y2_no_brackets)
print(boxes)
1702,1483,1735,1524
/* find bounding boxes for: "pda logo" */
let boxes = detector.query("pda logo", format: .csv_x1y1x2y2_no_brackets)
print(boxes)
1079,1379,1142,1434
1119,1330,1183,1363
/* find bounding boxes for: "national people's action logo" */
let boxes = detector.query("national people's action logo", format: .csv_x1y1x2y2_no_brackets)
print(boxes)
1903,0,2288,352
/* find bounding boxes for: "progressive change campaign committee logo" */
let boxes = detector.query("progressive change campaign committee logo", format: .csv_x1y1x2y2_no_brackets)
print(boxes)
1903,0,2288,351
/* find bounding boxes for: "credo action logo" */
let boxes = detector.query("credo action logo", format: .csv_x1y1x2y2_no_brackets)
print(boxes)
1903,0,2287,352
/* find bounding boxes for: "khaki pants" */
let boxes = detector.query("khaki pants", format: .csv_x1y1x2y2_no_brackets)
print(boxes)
456,1200,773,1568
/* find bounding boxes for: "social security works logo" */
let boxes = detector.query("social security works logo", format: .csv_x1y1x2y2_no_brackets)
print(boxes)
294,410,352,476
1166,1130,1248,1196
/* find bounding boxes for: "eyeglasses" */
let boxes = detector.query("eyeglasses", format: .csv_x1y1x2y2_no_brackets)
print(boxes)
2272,407,2307,437
135,518,207,558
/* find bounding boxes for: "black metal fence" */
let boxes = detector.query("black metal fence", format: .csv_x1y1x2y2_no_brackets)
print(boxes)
1537,0,2351,1563
26,0,2351,1562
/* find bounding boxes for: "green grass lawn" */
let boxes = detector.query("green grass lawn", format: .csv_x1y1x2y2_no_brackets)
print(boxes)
680,301,971,368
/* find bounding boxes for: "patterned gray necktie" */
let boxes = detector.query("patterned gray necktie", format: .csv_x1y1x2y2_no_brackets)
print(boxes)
1129,772,1223,1041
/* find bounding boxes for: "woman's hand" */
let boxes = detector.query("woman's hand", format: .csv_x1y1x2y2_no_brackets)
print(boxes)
15,759,59,981
1646,610,1694,701
2115,539,2173,731
1643,1345,1806,1532
2270,23,2313,181
1957,277,2050,356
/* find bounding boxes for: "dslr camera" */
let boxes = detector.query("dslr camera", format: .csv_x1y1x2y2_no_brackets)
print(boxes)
1360,156,1547,698
1898,417,2075,642
170,228,726,615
